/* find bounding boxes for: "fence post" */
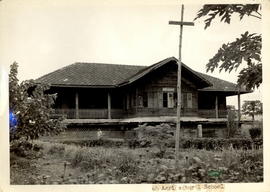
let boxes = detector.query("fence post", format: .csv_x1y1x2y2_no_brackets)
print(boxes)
197,124,202,138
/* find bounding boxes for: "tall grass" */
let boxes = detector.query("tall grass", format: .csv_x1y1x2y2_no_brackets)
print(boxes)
34,140,263,183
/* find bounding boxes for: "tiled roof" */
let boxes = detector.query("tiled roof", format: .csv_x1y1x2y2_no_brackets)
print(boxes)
197,72,249,93
36,57,250,94
36,62,145,87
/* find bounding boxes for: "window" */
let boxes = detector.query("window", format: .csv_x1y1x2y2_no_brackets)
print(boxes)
167,92,174,108
181,93,184,108
163,91,175,108
162,88,193,109
138,92,148,108
187,93,193,108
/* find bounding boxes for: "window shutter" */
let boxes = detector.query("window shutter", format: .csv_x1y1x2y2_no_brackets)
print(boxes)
187,93,192,108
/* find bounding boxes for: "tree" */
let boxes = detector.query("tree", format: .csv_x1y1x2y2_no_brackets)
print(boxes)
9,62,65,142
195,4,262,91
242,100,262,121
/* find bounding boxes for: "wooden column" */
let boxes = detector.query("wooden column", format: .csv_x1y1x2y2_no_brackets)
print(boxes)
107,92,111,119
126,94,130,110
135,88,138,113
238,92,241,124
215,95,219,119
75,91,79,119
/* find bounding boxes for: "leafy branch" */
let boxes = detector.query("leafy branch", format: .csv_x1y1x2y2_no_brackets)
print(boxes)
195,4,261,29
194,4,262,90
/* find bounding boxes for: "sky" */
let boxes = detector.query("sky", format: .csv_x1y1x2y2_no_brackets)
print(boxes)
0,0,263,108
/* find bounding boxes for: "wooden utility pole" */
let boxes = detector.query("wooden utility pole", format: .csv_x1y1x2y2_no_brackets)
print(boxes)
169,5,194,165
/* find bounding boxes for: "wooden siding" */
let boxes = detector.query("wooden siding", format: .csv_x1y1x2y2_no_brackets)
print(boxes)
124,63,199,117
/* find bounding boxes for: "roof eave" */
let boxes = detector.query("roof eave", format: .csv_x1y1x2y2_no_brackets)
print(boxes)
198,89,252,95
36,83,116,89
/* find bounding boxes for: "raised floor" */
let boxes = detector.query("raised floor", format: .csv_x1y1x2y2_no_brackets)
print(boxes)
63,116,242,127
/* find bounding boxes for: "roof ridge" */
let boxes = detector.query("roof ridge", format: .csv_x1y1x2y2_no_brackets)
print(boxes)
74,62,147,68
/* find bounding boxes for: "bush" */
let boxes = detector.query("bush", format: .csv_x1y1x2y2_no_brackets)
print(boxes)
9,63,66,142
129,123,263,150
227,110,238,138
249,128,262,140
10,139,43,158
132,123,174,148
179,138,262,150
62,138,125,147
164,138,262,150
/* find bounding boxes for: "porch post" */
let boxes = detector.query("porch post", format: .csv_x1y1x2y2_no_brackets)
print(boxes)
215,95,218,119
75,91,79,119
107,92,111,119
135,88,138,113
238,92,241,124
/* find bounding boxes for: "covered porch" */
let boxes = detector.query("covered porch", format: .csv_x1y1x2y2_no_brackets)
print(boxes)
51,87,243,120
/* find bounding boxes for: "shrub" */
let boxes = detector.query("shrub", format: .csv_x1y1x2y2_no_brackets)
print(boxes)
249,128,262,140
62,138,125,147
165,138,262,150
10,139,43,158
9,62,66,159
227,110,238,138
132,123,174,148
181,138,262,150
129,124,263,151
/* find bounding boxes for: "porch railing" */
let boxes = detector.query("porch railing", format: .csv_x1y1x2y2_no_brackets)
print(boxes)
198,109,227,118
53,108,229,119
54,109,108,119
53,109,125,119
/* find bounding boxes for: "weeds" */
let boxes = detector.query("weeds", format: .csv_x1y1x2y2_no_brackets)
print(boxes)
11,140,263,184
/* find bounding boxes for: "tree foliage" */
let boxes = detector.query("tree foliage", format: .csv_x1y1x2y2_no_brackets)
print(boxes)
195,4,261,29
242,100,262,121
195,4,262,90
9,62,65,141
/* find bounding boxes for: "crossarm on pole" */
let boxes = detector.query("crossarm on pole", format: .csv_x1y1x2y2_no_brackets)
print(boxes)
169,21,194,26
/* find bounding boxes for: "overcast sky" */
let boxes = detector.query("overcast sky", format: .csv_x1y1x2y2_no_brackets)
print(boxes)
0,0,263,107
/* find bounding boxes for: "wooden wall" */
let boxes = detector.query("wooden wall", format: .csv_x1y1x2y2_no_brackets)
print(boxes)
124,63,199,117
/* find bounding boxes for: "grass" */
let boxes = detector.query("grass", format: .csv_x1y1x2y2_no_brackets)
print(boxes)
10,140,263,184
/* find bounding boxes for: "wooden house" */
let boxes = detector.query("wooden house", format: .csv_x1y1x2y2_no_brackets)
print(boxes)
36,57,249,121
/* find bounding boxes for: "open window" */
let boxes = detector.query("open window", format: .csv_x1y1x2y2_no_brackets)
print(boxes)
138,92,148,108
162,88,176,108
162,89,193,109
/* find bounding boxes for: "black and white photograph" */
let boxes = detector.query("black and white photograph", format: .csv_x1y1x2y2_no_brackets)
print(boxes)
0,0,269,191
